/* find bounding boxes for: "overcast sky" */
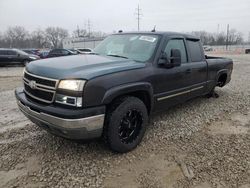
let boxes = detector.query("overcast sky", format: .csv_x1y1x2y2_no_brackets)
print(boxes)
0,0,250,39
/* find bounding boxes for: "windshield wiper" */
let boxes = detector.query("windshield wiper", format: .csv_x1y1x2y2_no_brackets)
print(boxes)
107,54,129,59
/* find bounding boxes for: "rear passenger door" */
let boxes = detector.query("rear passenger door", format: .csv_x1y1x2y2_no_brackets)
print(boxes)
185,39,207,98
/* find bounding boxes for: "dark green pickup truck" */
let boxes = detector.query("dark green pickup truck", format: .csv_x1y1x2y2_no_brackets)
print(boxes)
15,32,233,152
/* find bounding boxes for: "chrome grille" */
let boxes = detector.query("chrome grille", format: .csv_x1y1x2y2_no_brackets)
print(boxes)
23,70,58,103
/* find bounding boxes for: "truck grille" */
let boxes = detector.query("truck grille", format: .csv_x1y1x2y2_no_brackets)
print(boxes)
23,70,58,103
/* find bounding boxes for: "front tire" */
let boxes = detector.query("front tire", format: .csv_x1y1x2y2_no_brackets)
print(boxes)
104,97,148,153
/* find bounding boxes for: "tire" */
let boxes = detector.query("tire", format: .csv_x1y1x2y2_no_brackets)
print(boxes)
103,96,148,153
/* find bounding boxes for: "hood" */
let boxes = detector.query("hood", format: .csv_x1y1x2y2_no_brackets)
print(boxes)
26,55,145,80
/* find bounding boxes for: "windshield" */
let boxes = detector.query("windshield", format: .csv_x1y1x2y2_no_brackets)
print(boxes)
16,49,29,55
94,34,159,62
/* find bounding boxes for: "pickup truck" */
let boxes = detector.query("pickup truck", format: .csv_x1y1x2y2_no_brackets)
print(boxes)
15,32,233,153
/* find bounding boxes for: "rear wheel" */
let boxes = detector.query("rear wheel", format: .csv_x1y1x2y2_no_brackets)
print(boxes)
103,97,148,153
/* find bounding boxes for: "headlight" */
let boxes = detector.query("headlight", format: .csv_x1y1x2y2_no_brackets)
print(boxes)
58,80,86,91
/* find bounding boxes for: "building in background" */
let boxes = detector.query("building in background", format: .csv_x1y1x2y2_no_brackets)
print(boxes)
63,37,105,49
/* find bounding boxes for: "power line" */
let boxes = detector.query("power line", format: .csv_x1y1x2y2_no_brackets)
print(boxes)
135,4,142,31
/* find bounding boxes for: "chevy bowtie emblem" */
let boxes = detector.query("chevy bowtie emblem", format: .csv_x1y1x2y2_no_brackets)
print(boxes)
29,80,36,89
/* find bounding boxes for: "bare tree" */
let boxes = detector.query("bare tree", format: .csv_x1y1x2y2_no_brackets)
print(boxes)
5,26,29,48
227,29,243,45
72,29,88,38
45,27,69,48
31,29,50,48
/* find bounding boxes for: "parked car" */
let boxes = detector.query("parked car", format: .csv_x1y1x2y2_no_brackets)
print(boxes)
47,49,77,58
15,32,233,153
203,46,213,52
22,49,40,56
75,48,92,54
245,49,250,54
21,49,41,60
38,50,50,59
68,49,82,54
0,48,39,66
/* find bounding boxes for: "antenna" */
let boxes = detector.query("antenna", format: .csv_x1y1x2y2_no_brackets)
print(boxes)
151,25,156,32
135,4,142,31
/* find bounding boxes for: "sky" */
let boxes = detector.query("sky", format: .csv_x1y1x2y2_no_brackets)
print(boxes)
0,0,250,39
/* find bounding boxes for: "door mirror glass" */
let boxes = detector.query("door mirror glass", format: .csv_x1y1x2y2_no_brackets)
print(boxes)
158,49,181,68
158,52,169,66
170,49,181,66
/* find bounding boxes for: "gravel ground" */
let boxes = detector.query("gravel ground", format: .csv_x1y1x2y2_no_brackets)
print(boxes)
0,55,250,188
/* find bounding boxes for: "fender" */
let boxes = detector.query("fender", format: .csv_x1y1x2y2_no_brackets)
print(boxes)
102,82,154,109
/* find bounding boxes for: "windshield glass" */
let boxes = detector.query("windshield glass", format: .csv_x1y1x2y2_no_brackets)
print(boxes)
94,34,159,62
16,49,29,55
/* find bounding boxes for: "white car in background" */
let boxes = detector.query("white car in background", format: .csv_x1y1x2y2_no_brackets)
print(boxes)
75,48,92,54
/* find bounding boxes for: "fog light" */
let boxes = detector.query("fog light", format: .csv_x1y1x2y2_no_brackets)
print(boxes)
55,94,82,107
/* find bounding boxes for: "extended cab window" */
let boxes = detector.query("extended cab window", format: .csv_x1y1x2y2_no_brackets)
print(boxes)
187,39,203,62
164,39,187,63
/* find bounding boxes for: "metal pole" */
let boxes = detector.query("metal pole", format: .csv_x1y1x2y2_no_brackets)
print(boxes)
226,24,229,50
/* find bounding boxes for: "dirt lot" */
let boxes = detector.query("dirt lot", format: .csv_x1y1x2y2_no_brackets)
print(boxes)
0,55,250,188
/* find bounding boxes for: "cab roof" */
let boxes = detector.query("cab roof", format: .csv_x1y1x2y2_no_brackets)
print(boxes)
113,31,200,40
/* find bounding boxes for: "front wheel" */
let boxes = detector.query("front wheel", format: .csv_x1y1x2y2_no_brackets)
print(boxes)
103,97,148,153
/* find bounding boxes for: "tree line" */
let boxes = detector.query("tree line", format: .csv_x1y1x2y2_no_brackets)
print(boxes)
0,26,248,49
189,29,246,46
0,26,107,49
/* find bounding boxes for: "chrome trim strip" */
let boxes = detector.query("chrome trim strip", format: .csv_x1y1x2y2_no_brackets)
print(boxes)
23,69,59,103
23,77,56,90
24,82,55,93
24,89,54,103
190,86,204,92
157,86,204,101
18,101,104,130
35,85,55,93
24,69,58,82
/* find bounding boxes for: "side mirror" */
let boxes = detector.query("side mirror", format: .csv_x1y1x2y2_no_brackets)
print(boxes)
158,52,169,66
158,49,181,68
170,49,181,67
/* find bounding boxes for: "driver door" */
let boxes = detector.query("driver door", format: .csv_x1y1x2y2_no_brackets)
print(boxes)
153,38,192,111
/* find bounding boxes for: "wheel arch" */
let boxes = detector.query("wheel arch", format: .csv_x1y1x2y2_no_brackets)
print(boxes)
216,69,228,87
102,82,154,114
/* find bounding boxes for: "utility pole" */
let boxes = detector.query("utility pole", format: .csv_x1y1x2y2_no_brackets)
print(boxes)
217,24,220,35
135,4,142,31
226,24,229,50
77,25,80,37
87,19,91,37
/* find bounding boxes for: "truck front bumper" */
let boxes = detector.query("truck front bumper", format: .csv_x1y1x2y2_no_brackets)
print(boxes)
15,88,105,140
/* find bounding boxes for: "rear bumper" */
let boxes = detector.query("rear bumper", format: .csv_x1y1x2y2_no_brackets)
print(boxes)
15,88,105,140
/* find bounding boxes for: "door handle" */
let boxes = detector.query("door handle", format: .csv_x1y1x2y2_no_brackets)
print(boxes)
185,69,192,74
